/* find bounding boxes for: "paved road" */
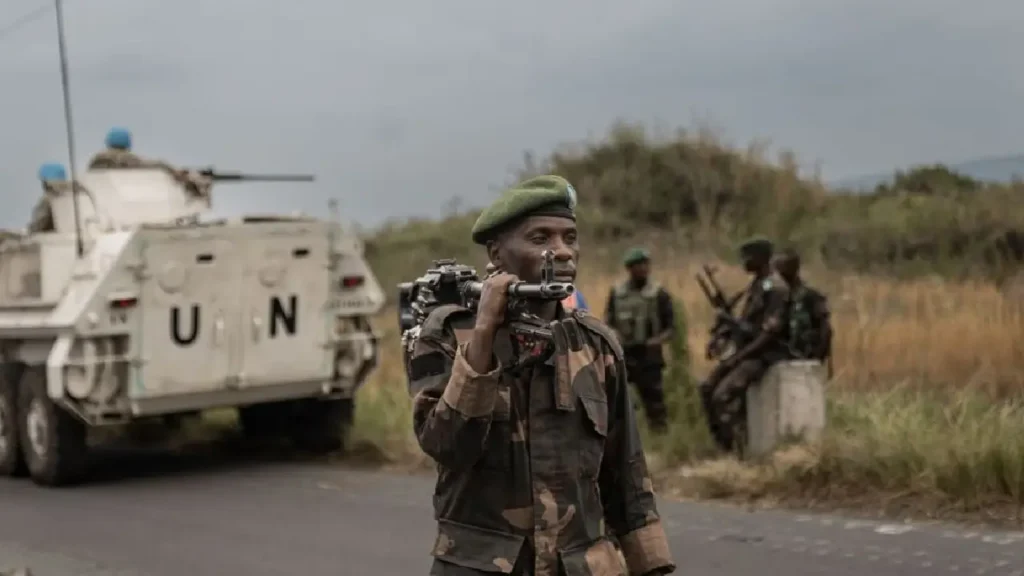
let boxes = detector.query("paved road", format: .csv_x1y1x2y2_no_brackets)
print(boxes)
1,448,1023,576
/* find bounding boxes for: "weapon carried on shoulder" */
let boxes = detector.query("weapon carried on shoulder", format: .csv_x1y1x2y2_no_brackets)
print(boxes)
398,250,574,352
695,264,746,360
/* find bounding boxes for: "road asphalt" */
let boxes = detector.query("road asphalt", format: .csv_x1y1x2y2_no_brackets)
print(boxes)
1,446,1023,576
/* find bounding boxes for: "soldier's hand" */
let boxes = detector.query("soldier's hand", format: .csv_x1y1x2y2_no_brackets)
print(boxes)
475,272,518,334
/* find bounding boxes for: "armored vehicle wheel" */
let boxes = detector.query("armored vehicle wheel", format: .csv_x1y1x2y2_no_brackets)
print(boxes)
238,401,293,441
0,369,27,477
290,398,353,454
17,369,88,487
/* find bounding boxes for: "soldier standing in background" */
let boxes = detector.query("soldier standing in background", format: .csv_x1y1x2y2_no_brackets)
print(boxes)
406,175,675,575
773,249,834,377
604,248,676,433
699,237,790,452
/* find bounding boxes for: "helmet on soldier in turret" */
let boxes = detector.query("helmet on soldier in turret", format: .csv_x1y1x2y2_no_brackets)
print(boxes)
37,162,67,181
104,127,132,150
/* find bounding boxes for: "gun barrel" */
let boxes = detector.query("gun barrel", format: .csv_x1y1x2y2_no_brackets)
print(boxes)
216,174,315,182
190,169,316,183
462,281,574,300
510,282,574,300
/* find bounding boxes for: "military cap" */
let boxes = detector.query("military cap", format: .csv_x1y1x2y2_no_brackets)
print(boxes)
471,174,578,244
623,247,651,266
739,236,774,256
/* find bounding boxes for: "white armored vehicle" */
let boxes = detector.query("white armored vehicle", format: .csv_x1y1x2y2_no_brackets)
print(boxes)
0,166,384,486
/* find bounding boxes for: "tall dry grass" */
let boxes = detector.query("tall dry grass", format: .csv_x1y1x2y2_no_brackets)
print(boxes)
351,258,1024,520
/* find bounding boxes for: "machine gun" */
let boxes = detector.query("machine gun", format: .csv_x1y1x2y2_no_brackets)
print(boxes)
696,264,802,363
694,264,746,360
398,250,575,369
188,168,316,183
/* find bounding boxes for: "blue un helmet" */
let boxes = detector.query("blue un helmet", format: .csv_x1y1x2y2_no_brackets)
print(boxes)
37,162,67,181
104,127,132,150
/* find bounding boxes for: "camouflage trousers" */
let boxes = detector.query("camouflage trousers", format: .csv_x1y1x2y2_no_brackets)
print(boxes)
625,357,668,433
429,535,626,575
698,358,770,452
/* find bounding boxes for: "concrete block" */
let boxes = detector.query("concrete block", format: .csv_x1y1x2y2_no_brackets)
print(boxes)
745,360,827,459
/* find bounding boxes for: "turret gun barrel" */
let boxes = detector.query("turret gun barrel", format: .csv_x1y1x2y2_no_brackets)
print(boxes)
189,168,315,183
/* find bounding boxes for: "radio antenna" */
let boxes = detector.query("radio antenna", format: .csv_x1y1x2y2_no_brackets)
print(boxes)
53,0,84,257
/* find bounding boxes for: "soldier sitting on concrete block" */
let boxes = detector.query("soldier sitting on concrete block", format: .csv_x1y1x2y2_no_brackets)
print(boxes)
743,248,833,459
773,249,833,377
698,237,790,453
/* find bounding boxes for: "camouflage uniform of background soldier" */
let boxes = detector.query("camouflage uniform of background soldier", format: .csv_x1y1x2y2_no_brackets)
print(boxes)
699,237,790,453
88,127,179,171
773,249,833,376
603,248,676,433
28,163,67,233
406,175,676,575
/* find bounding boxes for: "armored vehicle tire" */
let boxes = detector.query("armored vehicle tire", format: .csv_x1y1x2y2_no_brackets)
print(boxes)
238,401,293,440
0,369,27,477
17,369,88,487
290,398,353,454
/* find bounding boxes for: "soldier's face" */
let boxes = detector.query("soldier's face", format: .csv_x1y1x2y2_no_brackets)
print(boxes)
773,259,798,281
742,252,767,273
628,261,650,282
489,215,578,283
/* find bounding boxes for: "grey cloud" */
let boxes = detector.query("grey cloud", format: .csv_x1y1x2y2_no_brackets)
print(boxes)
1,0,1022,230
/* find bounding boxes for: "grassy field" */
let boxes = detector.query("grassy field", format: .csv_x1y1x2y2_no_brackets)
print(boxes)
351,257,1024,524
340,122,1024,525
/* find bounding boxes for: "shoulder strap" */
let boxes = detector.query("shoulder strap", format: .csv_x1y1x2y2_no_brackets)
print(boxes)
573,310,625,363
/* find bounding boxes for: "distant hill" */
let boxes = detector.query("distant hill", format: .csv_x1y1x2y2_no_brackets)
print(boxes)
832,154,1024,191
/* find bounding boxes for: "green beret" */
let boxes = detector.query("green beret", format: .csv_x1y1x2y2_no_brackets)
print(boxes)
739,236,773,256
471,174,578,244
623,247,651,266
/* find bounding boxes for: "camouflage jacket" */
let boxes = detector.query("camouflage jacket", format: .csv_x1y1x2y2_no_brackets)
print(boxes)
735,275,790,358
87,149,175,170
785,284,831,360
408,305,676,576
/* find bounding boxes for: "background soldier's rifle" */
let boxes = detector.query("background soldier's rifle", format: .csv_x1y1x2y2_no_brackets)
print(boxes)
694,264,745,360
398,250,575,370
696,264,808,369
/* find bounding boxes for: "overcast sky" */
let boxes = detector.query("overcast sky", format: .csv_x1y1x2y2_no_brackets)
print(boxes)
1,0,1022,230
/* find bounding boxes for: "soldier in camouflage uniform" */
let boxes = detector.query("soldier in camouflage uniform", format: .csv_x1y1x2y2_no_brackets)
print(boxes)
698,237,789,452
407,175,676,575
773,249,833,374
28,163,66,233
604,248,676,433
88,127,177,171
88,127,211,198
